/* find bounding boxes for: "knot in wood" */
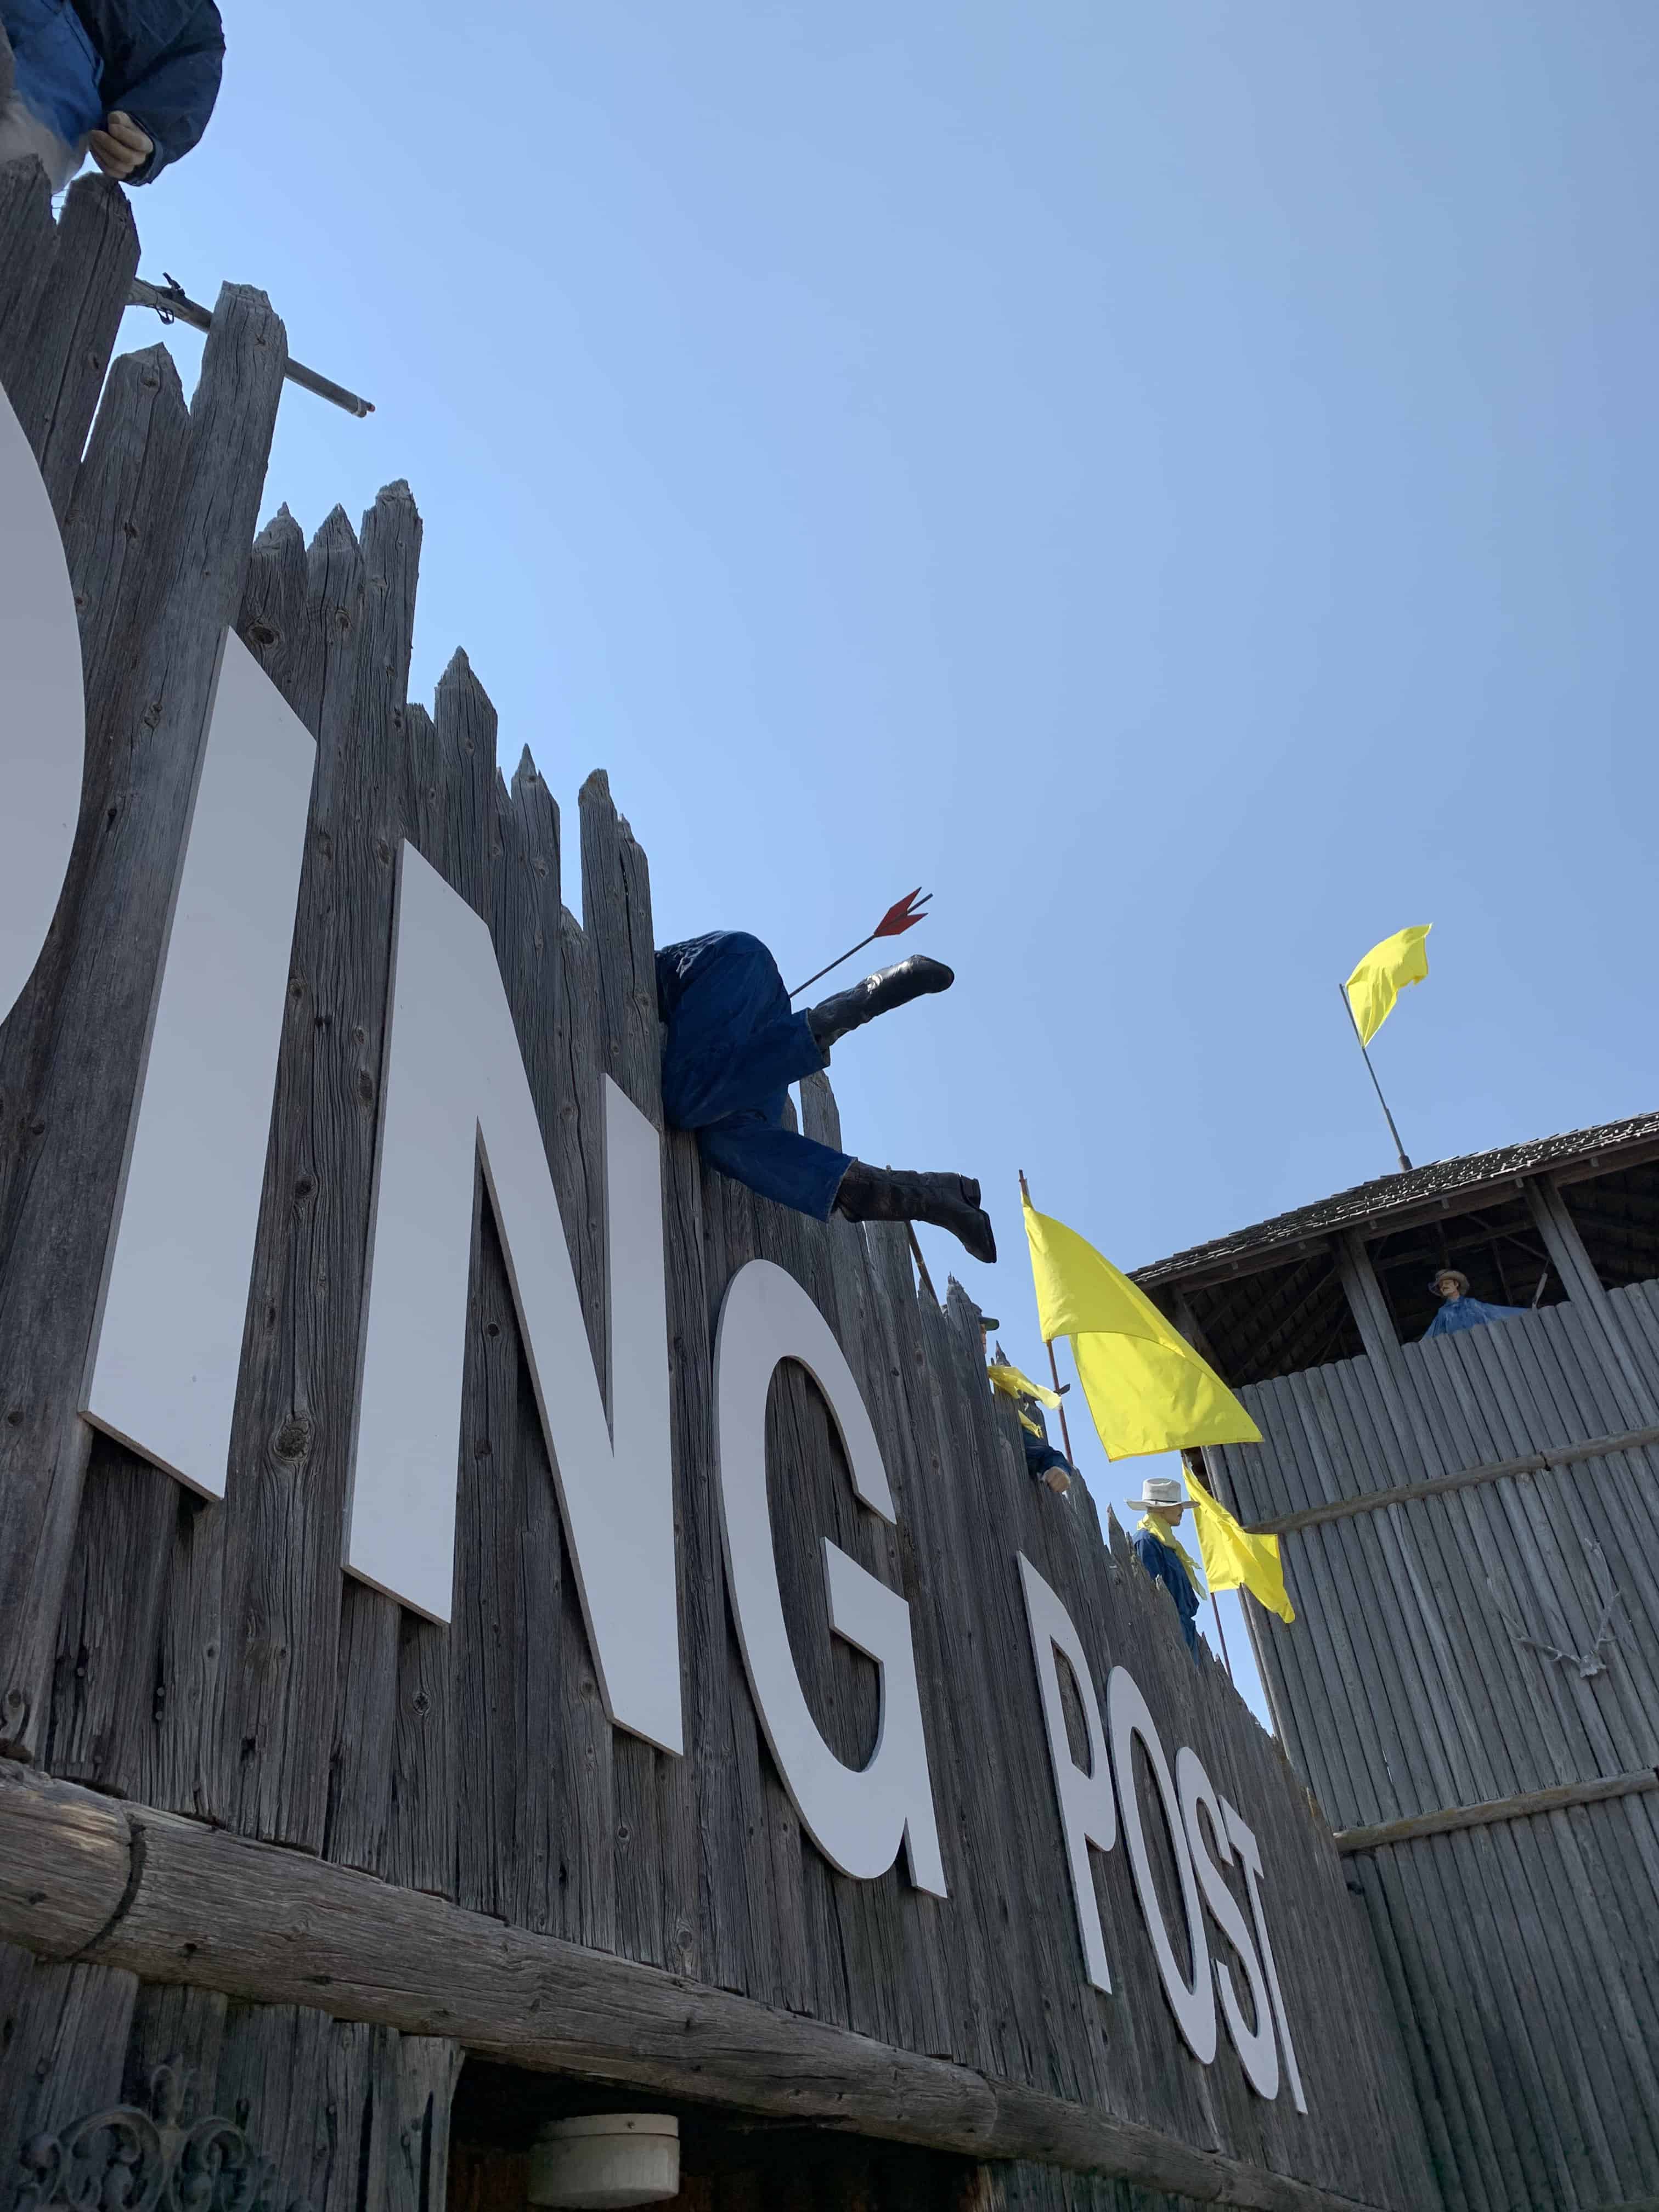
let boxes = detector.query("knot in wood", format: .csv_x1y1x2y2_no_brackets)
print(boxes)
273,1416,312,1461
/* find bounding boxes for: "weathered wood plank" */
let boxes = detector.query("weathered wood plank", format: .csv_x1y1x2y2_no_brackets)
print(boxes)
0,1765,1404,2212
1248,1421,1659,1534
0,1946,137,2137
0,154,57,405
0,287,287,1766
8,176,139,514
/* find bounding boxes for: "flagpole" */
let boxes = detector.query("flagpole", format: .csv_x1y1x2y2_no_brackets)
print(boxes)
1018,1170,1077,1466
1339,984,1413,1172
1209,1593,1234,1681
1182,1451,1235,1682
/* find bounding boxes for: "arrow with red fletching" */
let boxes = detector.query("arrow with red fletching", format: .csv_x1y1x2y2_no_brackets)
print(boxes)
788,889,933,998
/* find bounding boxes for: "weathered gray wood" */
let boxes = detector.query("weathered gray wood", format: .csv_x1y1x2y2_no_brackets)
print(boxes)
1229,1284,1659,2211
8,176,138,513
800,1068,843,1150
0,1945,137,2137
121,1979,229,2110
387,2034,466,2212
0,205,1443,2212
1333,1768,1659,1853
1526,1176,1658,1423
1248,1421,1659,1533
0,1768,1404,2212
0,287,287,1765
0,155,57,403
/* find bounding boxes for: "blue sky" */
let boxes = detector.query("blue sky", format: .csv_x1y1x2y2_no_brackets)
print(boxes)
114,2,1657,1719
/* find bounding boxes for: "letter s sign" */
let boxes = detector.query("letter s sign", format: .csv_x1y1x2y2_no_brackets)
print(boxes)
0,383,84,1027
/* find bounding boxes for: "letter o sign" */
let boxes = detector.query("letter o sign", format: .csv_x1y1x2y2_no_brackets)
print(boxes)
1108,1663,1218,2063
0,383,84,1028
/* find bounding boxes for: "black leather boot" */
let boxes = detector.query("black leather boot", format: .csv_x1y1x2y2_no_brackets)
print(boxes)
806,955,954,1053
833,1160,996,1265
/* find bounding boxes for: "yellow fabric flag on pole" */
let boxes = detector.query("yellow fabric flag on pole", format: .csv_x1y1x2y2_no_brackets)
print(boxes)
1345,924,1431,1047
987,1360,1060,1437
987,1361,1061,1410
1182,1464,1295,1623
1022,1195,1262,1459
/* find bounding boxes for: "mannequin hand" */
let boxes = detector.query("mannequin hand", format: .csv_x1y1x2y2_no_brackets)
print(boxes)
89,111,153,179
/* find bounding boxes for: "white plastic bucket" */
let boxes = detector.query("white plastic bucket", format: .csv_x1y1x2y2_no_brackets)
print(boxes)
526,2113,681,2210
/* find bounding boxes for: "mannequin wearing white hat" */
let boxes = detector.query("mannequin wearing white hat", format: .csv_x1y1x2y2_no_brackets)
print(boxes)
1127,1473,1201,1655
1423,1267,1528,1341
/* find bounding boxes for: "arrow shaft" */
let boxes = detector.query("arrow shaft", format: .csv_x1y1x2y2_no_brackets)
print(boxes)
788,932,878,1000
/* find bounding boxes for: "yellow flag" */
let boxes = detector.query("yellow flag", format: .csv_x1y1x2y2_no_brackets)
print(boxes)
1345,924,1431,1047
1023,1197,1262,1459
1182,1466,1295,1623
987,1361,1060,1411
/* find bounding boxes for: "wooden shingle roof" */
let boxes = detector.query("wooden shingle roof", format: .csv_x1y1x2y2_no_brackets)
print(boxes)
1132,1109,1659,1294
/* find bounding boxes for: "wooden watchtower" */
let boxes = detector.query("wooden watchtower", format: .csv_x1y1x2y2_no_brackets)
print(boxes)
1137,1112,1659,2212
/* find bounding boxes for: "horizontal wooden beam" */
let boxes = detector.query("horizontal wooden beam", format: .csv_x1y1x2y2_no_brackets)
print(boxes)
0,1759,1389,2212
1333,1770,1659,1855
1247,1424,1659,1538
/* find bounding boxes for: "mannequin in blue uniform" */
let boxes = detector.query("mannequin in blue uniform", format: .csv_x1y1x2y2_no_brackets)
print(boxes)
1128,1472,1201,1654
657,931,995,1263
981,1324,1075,1493
0,0,224,191
1422,1267,1528,1341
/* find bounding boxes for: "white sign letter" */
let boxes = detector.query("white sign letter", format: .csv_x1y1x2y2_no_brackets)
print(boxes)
713,1258,946,1895
1,383,84,1028
1107,1664,1217,2064
86,634,317,1493
348,843,680,1755
1176,1746,1279,2099
1018,1554,1118,1992
1225,1798,1308,2112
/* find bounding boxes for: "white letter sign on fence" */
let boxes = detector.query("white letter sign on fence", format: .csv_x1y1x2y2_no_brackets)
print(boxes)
86,634,317,1493
1018,1553,1119,1991
1109,1662,1218,2064
1226,1798,1308,2112
714,1258,947,1895
348,841,681,1756
1177,1746,1279,2100
0,383,84,1029
1020,1557,1307,2104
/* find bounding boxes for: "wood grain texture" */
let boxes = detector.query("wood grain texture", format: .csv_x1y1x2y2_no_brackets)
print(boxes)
0,188,1437,2212
8,176,138,516
0,286,287,1765
0,1768,1400,2212
1213,1259,1659,2210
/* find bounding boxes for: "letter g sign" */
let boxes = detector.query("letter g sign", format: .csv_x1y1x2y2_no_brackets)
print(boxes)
0,383,84,1027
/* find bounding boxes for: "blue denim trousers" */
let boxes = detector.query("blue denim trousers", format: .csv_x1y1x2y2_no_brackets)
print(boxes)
657,932,852,1221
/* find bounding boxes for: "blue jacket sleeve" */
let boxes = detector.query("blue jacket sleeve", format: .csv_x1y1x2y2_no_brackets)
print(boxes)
1424,1297,1529,1341
1133,1532,1199,1650
110,3,224,182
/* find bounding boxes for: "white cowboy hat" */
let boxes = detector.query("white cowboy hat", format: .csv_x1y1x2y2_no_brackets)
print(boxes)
1126,1473,1187,1514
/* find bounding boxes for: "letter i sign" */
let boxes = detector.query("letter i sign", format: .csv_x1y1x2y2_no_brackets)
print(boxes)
0,385,84,1026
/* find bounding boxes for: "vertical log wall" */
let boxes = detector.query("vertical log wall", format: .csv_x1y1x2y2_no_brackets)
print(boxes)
1209,1247,1659,2211
1,171,1435,2212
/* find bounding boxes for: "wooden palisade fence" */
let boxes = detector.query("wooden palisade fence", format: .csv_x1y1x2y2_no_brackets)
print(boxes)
1202,1271,1659,2212
0,170,1437,2212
